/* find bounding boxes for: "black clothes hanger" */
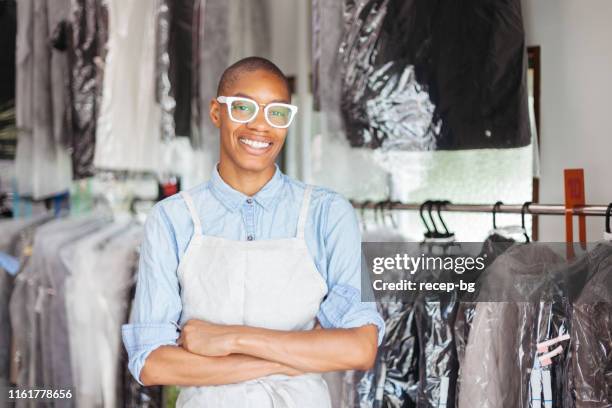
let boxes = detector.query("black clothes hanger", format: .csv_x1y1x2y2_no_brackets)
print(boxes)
420,200,434,239
492,201,504,230
521,201,532,242
377,199,393,228
435,200,455,239
605,203,612,234
427,200,443,239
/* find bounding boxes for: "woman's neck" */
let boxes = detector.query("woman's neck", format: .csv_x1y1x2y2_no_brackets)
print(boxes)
217,161,276,197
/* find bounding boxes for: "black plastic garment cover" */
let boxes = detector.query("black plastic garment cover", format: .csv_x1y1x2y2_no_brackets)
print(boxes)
355,241,458,408
168,0,195,138
358,302,419,407
414,286,459,407
0,0,16,107
155,0,195,141
334,0,530,151
406,245,468,408
68,0,108,179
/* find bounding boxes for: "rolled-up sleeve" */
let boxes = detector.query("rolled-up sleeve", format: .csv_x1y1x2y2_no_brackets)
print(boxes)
122,203,182,385
316,195,385,345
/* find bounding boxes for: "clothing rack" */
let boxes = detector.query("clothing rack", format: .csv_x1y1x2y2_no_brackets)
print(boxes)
350,201,612,217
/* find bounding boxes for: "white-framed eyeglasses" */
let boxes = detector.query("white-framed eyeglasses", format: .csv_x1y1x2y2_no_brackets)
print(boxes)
216,96,298,129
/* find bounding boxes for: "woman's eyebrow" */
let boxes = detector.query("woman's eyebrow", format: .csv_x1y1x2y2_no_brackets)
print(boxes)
233,92,255,99
233,92,290,104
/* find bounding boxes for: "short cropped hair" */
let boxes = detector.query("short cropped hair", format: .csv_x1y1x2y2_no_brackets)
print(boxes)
216,56,290,97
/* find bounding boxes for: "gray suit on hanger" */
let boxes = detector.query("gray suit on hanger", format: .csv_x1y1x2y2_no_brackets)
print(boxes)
457,243,565,408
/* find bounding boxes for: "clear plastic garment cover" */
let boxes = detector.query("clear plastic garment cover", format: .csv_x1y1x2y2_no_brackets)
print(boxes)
563,242,612,407
313,0,530,152
14,0,73,199
457,243,608,408
353,236,612,407
94,0,164,172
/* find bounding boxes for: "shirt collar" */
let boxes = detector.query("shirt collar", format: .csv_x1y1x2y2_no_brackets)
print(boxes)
210,163,285,212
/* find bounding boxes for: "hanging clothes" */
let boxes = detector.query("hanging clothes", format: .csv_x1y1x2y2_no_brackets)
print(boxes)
7,214,58,407
350,226,419,408
457,243,568,408
0,0,16,107
326,0,529,151
5,211,147,408
94,0,164,172
413,249,462,408
454,233,515,374
167,0,196,138
356,301,419,408
25,216,108,407
155,0,175,144
15,0,73,199
68,0,108,179
0,217,38,391
565,242,612,407
312,0,344,132
62,221,142,408
0,265,14,391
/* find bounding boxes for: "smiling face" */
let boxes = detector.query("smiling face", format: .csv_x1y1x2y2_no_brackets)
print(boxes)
210,69,291,175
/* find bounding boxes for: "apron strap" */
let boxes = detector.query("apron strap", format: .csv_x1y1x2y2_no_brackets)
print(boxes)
296,185,313,239
181,191,202,236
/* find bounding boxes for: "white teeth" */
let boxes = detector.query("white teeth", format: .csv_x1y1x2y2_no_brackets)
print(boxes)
239,138,271,149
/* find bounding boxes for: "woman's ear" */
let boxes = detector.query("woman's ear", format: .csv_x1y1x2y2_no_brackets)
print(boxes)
209,99,221,128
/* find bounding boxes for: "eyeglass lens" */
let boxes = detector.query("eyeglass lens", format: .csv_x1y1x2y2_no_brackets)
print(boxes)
229,100,293,127
230,99,257,122
267,105,293,127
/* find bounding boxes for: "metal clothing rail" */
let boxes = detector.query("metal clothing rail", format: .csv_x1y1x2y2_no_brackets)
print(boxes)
350,201,612,217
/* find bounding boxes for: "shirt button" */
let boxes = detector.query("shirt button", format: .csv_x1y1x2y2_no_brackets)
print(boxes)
247,235,254,241
246,198,253,204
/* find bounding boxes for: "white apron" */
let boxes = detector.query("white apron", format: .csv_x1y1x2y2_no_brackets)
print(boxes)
175,186,331,408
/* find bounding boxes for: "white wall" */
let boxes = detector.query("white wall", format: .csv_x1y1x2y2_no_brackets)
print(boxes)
522,0,612,241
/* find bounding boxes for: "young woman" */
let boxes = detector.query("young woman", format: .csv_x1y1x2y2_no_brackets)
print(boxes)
122,57,384,407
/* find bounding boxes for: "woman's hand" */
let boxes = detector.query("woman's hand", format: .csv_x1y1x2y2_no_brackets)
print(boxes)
177,318,378,373
175,319,307,378
178,319,238,357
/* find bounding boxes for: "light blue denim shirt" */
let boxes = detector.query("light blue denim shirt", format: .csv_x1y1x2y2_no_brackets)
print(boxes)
122,164,385,384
